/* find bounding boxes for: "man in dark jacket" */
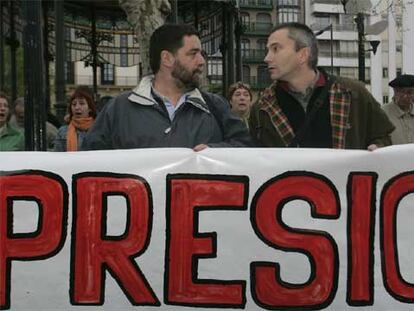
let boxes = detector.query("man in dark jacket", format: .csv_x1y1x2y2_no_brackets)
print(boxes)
82,24,252,151
249,22,394,150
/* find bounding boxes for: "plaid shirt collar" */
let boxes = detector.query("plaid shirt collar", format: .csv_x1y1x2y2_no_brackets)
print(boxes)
259,71,352,149
278,70,326,92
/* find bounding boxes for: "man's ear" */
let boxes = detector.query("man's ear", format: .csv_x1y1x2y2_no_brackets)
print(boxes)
299,47,311,66
160,50,175,69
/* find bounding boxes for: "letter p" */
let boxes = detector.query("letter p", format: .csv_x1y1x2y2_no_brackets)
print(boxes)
0,171,67,309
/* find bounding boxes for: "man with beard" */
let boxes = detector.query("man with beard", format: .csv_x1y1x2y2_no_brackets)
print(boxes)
82,24,252,150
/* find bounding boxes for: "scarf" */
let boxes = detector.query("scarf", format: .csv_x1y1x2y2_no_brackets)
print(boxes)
66,117,94,151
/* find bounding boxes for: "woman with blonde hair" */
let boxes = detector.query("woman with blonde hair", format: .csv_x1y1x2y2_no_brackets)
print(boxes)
54,87,96,151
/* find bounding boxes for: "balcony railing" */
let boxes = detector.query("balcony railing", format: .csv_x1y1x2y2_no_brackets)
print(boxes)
319,50,369,59
242,49,266,63
242,22,274,36
311,0,341,4
239,0,273,9
311,23,356,32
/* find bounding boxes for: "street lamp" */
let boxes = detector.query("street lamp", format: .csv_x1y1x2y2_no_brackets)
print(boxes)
314,24,334,75
354,12,367,82
341,0,385,83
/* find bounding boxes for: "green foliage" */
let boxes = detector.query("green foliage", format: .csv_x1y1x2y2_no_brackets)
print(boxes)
2,41,24,98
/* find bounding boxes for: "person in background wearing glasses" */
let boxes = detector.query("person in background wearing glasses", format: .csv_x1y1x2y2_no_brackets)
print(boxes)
383,74,414,145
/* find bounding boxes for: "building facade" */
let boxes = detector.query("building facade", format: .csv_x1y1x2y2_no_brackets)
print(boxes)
307,0,373,83
206,0,305,98
60,0,405,104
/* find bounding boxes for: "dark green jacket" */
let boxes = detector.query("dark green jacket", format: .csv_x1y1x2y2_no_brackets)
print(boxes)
249,74,395,149
0,123,24,151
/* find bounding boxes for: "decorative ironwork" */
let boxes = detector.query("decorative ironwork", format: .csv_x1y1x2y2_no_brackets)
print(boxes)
178,1,224,56
75,28,113,67
2,0,229,68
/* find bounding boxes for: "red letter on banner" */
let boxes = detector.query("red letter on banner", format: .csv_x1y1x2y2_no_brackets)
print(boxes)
166,175,248,308
250,172,340,309
346,173,377,306
381,172,414,302
70,173,159,306
0,171,67,309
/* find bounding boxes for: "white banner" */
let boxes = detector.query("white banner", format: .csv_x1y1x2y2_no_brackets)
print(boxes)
1,145,414,310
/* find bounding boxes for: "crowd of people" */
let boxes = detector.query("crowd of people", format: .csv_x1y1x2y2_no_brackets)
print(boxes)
0,22,413,152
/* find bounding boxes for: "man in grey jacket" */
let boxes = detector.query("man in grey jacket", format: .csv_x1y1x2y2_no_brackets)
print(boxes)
383,74,414,145
82,24,252,151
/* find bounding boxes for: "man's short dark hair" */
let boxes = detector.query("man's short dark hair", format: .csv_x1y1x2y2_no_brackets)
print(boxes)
149,23,199,74
270,22,319,70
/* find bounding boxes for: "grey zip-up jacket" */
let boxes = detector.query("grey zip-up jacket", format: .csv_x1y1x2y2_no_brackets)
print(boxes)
82,76,252,150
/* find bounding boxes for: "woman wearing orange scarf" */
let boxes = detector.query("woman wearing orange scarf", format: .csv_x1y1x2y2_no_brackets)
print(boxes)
54,87,96,151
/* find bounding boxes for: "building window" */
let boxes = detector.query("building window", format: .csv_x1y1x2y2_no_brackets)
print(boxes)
278,0,299,4
240,12,250,25
243,65,251,85
64,62,74,84
120,34,128,67
207,57,222,85
101,63,114,85
313,13,331,27
241,39,250,57
277,0,300,23
340,41,358,58
340,67,358,80
258,0,272,5
64,28,74,84
396,43,402,52
257,13,271,24
365,68,371,83
383,95,389,104
257,39,267,51
383,68,388,78
258,65,271,87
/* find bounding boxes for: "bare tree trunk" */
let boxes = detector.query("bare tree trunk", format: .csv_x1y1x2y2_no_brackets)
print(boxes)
119,0,171,77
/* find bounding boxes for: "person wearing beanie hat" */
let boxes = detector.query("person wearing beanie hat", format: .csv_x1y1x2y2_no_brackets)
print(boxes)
383,74,414,144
